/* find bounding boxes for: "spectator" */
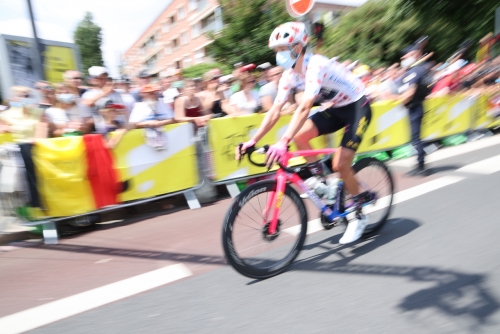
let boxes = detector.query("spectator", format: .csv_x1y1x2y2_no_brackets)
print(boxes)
199,72,228,116
378,66,401,100
259,66,283,113
129,84,174,129
229,75,261,115
34,81,55,110
93,100,128,149
430,61,466,97
0,86,47,141
256,62,272,87
171,69,184,93
81,66,124,122
161,74,180,114
218,75,234,100
45,91,83,137
174,79,211,127
114,78,136,116
63,70,87,97
130,70,153,102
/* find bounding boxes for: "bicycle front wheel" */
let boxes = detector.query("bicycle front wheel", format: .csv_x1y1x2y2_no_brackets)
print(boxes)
222,180,308,279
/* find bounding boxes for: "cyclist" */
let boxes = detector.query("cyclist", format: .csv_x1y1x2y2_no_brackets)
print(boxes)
236,22,373,244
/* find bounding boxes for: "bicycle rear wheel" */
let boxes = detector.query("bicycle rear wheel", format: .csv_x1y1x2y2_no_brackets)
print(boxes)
348,157,394,237
222,180,308,279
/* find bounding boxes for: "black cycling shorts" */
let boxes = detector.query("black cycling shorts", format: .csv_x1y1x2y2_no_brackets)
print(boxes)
309,96,372,152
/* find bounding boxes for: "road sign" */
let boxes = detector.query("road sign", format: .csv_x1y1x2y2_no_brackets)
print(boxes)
286,0,315,18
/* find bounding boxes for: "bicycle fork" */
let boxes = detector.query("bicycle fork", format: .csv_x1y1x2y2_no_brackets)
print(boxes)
263,171,288,235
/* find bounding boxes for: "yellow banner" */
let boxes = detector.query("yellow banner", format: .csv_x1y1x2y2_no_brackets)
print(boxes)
112,123,199,201
209,114,328,182
357,100,410,154
43,46,77,83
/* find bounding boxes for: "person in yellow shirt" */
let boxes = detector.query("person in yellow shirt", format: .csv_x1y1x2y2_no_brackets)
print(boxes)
0,86,48,142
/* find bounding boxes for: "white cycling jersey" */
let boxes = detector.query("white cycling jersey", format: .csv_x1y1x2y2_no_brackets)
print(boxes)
274,53,366,108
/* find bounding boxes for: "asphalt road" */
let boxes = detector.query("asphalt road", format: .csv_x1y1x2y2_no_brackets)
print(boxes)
3,136,500,334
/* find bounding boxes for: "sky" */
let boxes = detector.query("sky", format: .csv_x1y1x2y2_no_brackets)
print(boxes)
0,0,172,77
0,0,367,78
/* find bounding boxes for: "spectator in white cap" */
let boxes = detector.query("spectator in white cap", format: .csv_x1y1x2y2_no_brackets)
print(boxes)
81,66,124,124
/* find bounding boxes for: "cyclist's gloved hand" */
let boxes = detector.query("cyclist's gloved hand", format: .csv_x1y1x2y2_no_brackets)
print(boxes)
265,138,289,168
235,139,256,161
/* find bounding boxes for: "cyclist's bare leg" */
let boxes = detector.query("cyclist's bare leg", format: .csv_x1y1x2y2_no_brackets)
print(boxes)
333,147,359,196
294,119,319,164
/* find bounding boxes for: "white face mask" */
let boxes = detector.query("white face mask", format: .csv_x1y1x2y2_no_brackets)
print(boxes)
56,94,77,104
276,50,297,69
401,57,416,69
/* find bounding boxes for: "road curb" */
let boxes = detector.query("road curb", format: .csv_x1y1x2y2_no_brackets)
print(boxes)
0,231,41,246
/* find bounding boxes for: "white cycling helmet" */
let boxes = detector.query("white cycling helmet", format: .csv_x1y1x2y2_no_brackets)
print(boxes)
268,22,308,49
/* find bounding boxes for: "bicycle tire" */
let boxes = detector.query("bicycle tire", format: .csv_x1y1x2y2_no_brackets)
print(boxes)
222,180,308,279
351,157,394,238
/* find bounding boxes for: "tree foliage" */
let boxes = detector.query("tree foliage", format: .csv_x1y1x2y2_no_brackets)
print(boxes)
206,0,291,66
320,0,499,66
181,62,232,79
73,12,104,74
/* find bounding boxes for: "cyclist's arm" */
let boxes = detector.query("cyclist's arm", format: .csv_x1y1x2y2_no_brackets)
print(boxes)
281,97,314,140
250,71,293,142
282,55,326,140
250,99,287,142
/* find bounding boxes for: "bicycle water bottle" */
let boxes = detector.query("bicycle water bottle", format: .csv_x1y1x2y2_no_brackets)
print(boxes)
304,176,328,197
323,178,339,205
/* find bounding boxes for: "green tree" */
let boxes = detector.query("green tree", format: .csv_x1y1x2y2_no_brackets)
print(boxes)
206,0,291,66
181,62,232,79
321,0,499,66
73,12,104,74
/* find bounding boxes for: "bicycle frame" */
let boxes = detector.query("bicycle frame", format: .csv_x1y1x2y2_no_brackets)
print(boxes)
262,148,360,234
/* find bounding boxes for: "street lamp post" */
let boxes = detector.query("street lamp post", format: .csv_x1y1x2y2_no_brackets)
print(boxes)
26,0,45,81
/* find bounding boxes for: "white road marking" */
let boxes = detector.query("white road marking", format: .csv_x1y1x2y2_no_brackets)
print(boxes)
390,135,500,167
95,258,113,264
0,264,192,334
284,176,464,236
456,155,500,175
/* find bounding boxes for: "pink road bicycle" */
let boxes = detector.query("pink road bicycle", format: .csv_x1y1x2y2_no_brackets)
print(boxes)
222,145,394,279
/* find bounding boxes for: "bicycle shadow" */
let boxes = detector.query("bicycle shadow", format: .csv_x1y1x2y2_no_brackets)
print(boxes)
292,218,500,329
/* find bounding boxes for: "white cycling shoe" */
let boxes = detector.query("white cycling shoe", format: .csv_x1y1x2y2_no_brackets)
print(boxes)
339,215,368,244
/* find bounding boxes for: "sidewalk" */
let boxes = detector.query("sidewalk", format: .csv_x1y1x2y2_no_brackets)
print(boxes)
0,216,40,246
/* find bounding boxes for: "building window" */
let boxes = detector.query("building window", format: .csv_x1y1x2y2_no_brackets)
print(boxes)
188,0,197,11
181,32,189,45
201,13,223,33
172,38,179,50
192,23,201,38
176,61,181,69
195,48,205,64
165,44,172,55
162,22,170,33
169,15,176,27
198,0,206,11
184,57,192,68
178,7,186,20
146,54,157,71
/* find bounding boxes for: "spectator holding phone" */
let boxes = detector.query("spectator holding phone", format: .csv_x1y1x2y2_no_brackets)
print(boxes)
81,66,124,130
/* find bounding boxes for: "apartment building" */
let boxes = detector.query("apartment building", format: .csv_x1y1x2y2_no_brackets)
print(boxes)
123,0,222,78
123,0,363,79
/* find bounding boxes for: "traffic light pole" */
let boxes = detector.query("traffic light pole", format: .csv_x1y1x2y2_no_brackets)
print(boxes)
26,0,45,81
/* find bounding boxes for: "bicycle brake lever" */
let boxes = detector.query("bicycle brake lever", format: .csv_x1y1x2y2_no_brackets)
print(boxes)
237,143,243,166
